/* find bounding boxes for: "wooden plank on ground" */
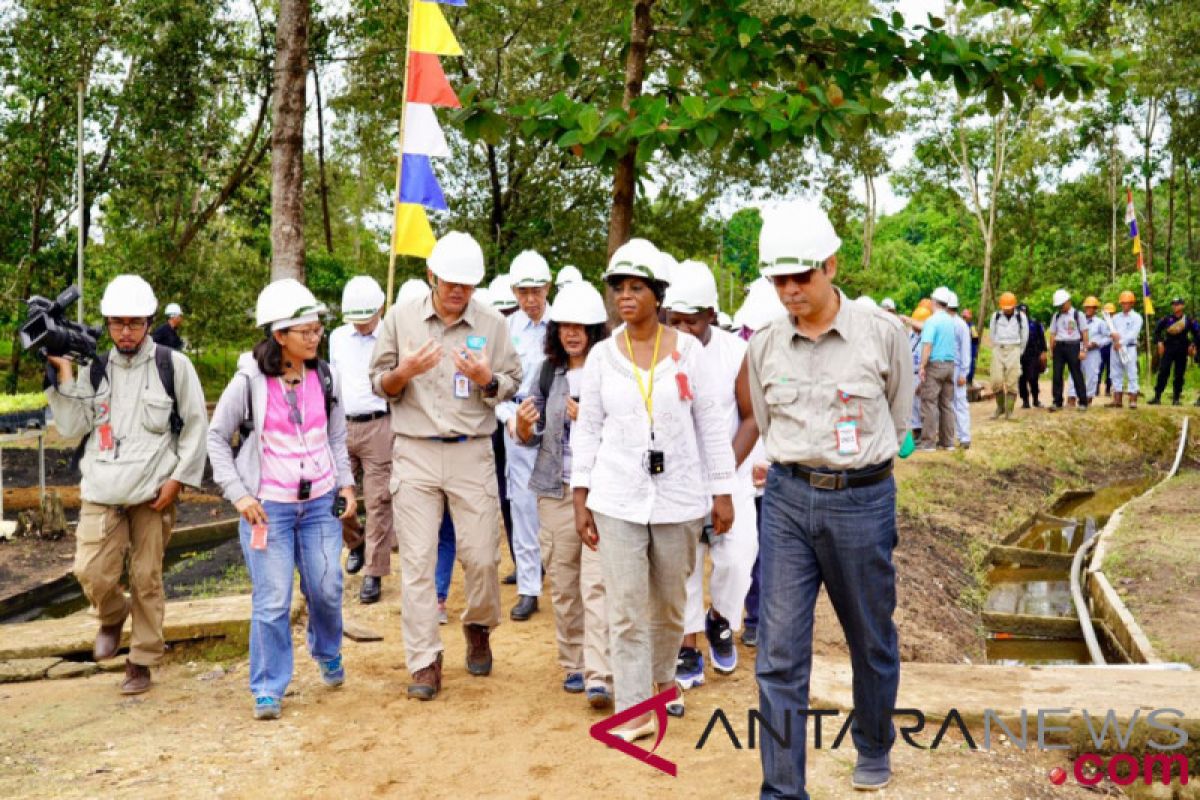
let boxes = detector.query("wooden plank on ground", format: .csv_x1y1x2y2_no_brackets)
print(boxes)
986,545,1075,570
0,594,298,660
982,611,1080,637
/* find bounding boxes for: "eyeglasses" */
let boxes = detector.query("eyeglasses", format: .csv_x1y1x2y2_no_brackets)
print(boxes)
286,325,324,341
284,388,303,425
107,319,148,332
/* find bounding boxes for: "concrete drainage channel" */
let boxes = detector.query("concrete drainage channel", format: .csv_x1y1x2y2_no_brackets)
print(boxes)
982,418,1193,669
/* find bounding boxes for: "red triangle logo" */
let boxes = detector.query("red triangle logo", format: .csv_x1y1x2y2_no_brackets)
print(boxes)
589,686,678,777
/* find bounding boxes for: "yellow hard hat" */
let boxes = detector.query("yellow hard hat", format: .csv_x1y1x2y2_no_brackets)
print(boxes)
918,298,933,311
1103,302,1116,314
998,291,1017,310
911,306,933,322
1083,296,1100,309
1119,290,1136,304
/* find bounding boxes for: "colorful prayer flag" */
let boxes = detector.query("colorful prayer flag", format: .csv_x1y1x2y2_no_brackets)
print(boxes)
403,103,451,158
411,0,463,56
393,203,437,257
407,52,461,107
399,154,448,210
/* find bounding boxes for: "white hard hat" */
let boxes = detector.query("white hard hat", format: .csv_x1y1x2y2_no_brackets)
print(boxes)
428,231,486,286
1052,288,1071,308
487,274,517,310
100,275,158,318
881,297,896,311
549,282,608,326
509,250,552,288
931,286,953,306
656,251,679,287
733,277,787,331
396,278,432,307
604,238,668,285
855,295,878,309
947,291,960,309
759,200,842,277
164,303,183,318
255,278,327,330
717,311,734,330
555,265,583,286
341,275,386,322
473,286,494,308
664,261,719,314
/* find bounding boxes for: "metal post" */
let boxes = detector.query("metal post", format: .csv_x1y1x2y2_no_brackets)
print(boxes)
38,431,45,507
77,81,85,323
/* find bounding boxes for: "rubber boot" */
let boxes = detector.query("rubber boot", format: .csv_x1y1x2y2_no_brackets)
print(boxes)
1108,391,1123,408
1067,396,1077,408
1172,394,1182,406
1004,395,1016,420
1148,392,1162,405
1130,393,1138,409
991,394,1005,420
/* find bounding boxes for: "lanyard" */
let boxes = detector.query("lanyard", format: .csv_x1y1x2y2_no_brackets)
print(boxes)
624,324,662,429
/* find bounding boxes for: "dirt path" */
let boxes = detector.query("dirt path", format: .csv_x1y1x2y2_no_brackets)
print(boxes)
1102,467,1200,667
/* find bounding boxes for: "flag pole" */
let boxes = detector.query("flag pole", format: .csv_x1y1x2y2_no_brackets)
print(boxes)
386,0,419,312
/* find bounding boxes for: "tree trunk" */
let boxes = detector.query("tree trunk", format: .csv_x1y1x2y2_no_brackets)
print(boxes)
1142,96,1159,271
1185,161,1195,264
1108,124,1118,283
861,169,876,269
486,144,504,261
270,0,310,281
312,62,334,255
1165,155,1176,278
605,0,655,259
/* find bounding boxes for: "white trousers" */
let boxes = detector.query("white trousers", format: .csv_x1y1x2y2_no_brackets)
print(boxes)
1109,348,1139,393
1067,350,1103,399
910,374,922,430
504,427,542,596
684,489,758,634
953,380,971,444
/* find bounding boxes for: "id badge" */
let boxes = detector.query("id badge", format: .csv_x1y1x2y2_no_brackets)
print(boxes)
835,418,861,456
97,422,115,452
454,372,471,399
251,523,268,551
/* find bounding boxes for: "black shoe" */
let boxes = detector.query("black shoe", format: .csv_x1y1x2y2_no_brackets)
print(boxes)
345,544,366,575
359,575,381,604
502,572,517,586
1172,395,1182,406
1021,401,1030,409
705,610,737,675
1033,400,1043,408
510,594,538,621
741,625,758,648
1149,395,1162,405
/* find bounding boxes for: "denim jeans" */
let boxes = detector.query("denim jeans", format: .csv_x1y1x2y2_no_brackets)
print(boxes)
435,506,456,602
239,492,344,700
756,465,899,800
743,497,763,629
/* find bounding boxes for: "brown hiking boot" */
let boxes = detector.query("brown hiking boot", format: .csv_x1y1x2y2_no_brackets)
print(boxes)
120,660,151,695
407,652,443,701
94,599,130,662
464,623,493,676
1108,392,1123,408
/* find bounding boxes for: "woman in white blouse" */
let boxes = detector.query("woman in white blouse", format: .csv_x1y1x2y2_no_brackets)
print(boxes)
571,238,736,742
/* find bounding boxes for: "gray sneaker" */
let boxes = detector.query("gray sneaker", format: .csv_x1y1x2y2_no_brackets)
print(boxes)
851,753,891,791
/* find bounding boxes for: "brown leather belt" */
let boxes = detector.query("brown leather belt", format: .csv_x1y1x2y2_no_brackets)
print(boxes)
784,460,893,491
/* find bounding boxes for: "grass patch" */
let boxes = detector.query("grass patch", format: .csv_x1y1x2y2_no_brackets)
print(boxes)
178,563,251,599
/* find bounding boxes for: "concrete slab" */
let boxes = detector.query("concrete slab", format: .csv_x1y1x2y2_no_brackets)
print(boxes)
808,654,1197,725
0,594,299,661
0,657,61,683
46,660,99,680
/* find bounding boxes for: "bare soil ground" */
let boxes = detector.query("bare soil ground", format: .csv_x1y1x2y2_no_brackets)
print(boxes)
1102,466,1200,667
0,397,1193,799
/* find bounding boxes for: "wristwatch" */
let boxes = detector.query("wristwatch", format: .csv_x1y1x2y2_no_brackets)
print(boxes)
481,376,500,397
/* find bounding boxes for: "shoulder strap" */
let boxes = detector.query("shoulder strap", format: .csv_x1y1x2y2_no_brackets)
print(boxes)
317,359,336,419
153,345,184,436
538,359,555,400
89,354,108,392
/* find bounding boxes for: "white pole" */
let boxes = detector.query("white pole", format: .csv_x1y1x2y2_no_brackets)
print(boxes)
76,81,85,323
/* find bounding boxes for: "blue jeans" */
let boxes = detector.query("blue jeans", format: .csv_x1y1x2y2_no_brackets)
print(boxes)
436,507,456,602
744,497,763,628
756,465,899,800
239,493,344,700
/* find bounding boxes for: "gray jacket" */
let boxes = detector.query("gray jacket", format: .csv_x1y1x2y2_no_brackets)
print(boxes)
207,352,354,505
520,361,572,499
47,339,208,506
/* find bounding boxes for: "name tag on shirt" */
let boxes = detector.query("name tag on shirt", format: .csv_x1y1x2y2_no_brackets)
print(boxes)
835,418,861,455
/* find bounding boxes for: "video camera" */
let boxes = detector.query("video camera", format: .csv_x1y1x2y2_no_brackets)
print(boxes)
19,285,101,363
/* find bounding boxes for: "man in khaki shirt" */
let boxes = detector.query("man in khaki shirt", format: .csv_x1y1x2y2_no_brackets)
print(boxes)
746,201,912,798
369,231,521,701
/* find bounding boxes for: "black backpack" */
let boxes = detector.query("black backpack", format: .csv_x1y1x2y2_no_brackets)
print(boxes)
233,359,336,453
71,345,184,471
538,360,556,401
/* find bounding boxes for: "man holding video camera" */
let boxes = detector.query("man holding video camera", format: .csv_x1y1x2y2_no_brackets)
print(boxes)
44,275,208,694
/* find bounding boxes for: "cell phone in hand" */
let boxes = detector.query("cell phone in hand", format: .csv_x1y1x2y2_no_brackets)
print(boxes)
333,495,348,518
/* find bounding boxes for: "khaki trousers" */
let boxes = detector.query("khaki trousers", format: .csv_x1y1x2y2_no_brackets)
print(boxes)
341,415,397,577
919,361,957,448
391,435,502,675
74,500,176,666
990,344,1022,395
538,492,611,690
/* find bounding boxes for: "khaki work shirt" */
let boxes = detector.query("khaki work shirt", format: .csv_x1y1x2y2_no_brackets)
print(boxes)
369,294,521,438
747,290,913,470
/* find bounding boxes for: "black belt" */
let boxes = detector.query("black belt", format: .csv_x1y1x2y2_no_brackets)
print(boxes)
782,460,893,491
347,410,388,423
427,435,479,443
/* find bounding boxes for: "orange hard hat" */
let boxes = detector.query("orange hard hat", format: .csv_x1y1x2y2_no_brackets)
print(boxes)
998,292,1017,310
918,298,933,311
1119,290,1136,304
1083,296,1100,309
1103,303,1116,314
912,306,933,322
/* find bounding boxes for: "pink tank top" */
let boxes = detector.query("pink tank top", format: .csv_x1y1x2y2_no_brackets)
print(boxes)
258,369,336,503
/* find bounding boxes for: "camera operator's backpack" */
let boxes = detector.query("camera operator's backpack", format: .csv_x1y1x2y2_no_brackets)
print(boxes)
70,345,183,471
232,359,336,456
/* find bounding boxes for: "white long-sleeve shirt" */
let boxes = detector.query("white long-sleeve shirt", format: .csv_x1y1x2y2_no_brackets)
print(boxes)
989,310,1029,349
1111,310,1143,348
570,327,737,525
495,308,548,425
